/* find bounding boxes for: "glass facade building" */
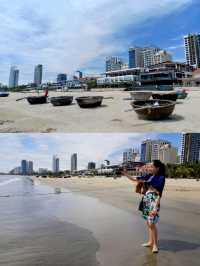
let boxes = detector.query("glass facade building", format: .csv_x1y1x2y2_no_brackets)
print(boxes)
9,66,19,88
71,153,77,172
34,64,43,86
181,133,200,163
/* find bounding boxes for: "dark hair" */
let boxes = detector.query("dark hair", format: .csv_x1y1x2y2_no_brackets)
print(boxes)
153,160,166,176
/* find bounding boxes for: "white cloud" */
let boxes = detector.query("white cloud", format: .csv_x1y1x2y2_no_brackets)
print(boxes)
0,0,192,84
0,133,157,172
167,44,185,50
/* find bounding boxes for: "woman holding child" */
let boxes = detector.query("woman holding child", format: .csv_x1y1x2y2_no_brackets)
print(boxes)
123,160,166,254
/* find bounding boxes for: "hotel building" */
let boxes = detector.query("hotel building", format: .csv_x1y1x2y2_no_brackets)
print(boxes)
105,56,123,72
184,33,200,68
181,133,200,163
141,140,171,163
159,144,178,164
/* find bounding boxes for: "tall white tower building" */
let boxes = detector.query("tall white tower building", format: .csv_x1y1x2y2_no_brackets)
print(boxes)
184,33,200,68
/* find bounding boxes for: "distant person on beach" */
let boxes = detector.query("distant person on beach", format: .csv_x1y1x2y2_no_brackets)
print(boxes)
123,160,166,254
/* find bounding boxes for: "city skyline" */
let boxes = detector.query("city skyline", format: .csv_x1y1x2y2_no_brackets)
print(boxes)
0,0,199,84
0,133,182,172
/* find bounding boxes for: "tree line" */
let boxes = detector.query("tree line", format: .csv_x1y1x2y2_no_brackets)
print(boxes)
166,163,200,179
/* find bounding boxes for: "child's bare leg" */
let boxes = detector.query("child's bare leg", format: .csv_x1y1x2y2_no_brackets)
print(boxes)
142,221,153,247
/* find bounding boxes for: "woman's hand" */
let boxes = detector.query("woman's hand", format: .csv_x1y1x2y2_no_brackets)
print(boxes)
122,170,128,176
150,208,158,217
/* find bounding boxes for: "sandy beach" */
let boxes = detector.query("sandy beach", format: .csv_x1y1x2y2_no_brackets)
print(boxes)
1,89,200,132
33,176,200,266
36,176,200,237
1,175,200,266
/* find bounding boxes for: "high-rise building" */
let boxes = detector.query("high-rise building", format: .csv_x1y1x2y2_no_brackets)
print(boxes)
123,148,138,163
52,155,60,173
21,160,28,175
141,140,170,163
153,50,172,65
129,47,144,68
159,144,178,164
181,133,200,163
184,34,200,68
106,56,123,72
143,47,161,67
57,73,67,85
27,161,34,175
88,162,96,170
34,64,43,86
129,47,167,68
141,140,153,163
9,66,19,88
71,153,77,172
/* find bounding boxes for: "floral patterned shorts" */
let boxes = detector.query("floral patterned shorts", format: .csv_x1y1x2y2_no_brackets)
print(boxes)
142,192,160,224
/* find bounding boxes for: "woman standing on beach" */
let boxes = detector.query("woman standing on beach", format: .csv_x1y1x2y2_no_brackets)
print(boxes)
123,160,166,254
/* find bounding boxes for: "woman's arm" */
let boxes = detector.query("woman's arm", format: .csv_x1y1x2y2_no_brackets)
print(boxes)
122,170,138,183
155,194,161,208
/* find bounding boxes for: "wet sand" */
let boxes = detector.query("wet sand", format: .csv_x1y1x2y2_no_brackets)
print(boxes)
1,175,200,266
37,177,200,266
0,89,200,132
0,176,99,266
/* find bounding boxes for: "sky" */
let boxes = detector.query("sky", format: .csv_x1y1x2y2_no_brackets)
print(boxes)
0,0,199,85
0,133,182,172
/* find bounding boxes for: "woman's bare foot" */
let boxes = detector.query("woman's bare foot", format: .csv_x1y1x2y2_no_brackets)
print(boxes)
152,245,159,253
142,242,153,248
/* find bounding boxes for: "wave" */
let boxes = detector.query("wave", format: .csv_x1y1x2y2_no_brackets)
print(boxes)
0,177,21,186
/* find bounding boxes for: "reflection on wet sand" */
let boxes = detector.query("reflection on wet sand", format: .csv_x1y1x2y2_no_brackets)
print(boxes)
0,176,200,266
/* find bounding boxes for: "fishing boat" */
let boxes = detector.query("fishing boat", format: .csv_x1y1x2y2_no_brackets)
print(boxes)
0,92,9,97
130,91,152,101
50,96,73,106
27,95,47,105
76,96,103,108
176,89,188,100
131,100,176,120
152,92,178,102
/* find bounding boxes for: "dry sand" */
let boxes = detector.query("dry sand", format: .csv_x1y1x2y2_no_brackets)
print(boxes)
1,89,200,132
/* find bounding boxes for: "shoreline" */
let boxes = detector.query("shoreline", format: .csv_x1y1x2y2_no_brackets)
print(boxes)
34,176,200,206
1,176,200,266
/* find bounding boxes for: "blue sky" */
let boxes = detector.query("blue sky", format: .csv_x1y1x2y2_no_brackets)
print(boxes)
0,0,198,85
0,133,181,172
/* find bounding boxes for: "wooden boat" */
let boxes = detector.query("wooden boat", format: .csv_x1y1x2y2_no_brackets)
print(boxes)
27,95,47,105
76,96,103,108
131,100,176,120
0,92,9,97
50,96,73,106
152,92,178,102
130,91,152,101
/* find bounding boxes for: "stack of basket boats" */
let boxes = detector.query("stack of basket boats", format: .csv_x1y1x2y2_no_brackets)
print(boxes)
130,90,186,120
